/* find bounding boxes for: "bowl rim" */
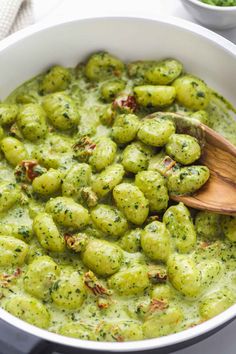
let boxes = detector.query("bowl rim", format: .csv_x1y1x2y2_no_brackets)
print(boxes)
0,14,236,54
183,0,236,11
0,15,236,352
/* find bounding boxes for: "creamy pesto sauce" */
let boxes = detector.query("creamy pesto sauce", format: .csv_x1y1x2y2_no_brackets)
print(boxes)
206,95,236,145
0,62,236,341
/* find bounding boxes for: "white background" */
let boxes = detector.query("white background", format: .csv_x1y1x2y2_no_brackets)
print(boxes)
32,0,236,43
30,1,236,353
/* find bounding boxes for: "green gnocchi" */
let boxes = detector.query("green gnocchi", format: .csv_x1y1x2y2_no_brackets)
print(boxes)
0,51,235,344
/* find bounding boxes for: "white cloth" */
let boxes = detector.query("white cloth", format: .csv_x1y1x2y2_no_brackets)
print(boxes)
0,0,33,40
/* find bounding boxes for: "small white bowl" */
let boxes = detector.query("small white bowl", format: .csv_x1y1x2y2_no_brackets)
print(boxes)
180,0,236,29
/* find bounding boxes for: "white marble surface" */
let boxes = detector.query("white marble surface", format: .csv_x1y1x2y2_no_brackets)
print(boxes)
21,1,236,353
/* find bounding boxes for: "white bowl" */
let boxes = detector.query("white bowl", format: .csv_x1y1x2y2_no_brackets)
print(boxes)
180,0,236,29
0,16,236,353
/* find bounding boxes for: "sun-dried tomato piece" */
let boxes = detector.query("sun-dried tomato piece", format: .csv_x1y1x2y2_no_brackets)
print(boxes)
160,156,177,176
149,298,169,312
113,94,137,113
0,268,21,288
137,298,169,320
84,271,112,297
64,233,88,253
148,265,168,284
150,155,177,177
80,187,98,208
73,136,96,162
13,268,21,277
163,156,176,169
97,297,110,309
15,160,46,183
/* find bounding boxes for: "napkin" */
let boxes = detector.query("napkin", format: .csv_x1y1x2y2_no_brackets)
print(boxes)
0,0,33,40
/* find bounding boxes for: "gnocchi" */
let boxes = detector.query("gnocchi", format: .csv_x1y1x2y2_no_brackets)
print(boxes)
0,52,235,343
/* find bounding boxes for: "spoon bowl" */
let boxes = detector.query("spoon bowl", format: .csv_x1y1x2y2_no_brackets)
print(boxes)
153,112,236,215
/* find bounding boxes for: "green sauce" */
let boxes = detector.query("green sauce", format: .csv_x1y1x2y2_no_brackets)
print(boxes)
0,53,236,342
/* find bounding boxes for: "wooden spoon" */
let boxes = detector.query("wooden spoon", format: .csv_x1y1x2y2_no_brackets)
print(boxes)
150,112,236,216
